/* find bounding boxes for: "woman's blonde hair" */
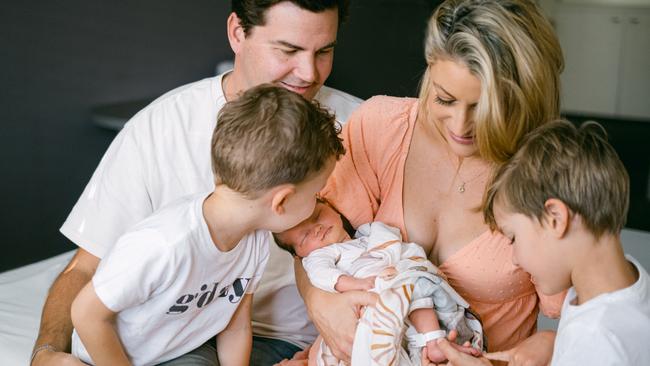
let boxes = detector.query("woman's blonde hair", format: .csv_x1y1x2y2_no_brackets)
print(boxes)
419,0,563,163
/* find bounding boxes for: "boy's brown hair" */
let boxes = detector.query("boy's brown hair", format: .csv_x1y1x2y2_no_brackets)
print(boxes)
483,120,629,238
212,84,345,198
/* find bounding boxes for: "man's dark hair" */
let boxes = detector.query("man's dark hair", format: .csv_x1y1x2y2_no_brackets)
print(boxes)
232,0,350,35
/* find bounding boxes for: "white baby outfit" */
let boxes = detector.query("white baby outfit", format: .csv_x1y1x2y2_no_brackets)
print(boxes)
303,222,484,366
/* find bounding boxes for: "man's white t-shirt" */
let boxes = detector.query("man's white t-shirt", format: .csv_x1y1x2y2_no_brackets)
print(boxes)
71,193,269,365
551,255,650,366
61,73,362,348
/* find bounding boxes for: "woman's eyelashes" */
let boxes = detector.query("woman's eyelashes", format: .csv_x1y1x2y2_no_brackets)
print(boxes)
434,96,454,106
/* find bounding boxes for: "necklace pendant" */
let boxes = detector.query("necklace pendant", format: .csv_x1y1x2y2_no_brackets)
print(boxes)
458,182,466,193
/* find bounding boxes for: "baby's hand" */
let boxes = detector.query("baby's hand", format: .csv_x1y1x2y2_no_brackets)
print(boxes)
379,266,398,279
359,276,377,290
335,275,376,292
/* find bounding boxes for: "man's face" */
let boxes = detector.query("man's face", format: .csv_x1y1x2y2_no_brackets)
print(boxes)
277,202,351,258
230,2,338,100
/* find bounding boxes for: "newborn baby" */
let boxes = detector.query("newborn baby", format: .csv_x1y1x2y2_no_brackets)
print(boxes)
275,201,484,365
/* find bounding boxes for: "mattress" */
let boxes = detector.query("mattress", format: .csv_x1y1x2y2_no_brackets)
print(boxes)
0,251,74,365
1,229,648,365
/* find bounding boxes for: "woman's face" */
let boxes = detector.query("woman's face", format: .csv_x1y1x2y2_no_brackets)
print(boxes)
427,59,482,158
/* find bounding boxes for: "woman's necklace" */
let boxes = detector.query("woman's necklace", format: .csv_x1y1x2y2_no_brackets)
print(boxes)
445,150,491,194
456,168,489,193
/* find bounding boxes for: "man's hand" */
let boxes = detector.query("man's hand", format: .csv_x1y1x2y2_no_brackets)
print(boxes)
32,349,87,366
483,330,556,366
307,289,377,362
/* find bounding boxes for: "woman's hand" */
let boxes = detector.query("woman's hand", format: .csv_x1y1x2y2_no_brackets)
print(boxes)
482,330,556,366
295,256,377,362
305,288,377,362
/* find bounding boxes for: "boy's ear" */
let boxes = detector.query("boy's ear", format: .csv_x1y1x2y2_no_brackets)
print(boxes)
227,12,246,54
544,198,570,238
271,185,296,216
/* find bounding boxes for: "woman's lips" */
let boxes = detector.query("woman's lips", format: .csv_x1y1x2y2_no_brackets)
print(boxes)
449,130,475,145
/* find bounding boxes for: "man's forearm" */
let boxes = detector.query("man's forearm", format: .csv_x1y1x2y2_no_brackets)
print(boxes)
33,249,99,353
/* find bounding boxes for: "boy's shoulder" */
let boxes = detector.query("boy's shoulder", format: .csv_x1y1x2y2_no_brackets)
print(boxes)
554,257,650,364
121,193,208,249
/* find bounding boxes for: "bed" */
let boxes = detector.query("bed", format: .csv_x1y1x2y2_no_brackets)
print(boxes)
2,230,649,365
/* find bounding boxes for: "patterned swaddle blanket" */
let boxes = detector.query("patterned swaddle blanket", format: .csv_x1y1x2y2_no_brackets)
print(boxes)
313,229,484,366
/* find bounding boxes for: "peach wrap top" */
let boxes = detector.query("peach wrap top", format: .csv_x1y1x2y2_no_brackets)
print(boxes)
322,96,563,351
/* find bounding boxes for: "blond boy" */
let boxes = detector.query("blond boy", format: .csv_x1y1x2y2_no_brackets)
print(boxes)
69,85,345,366
477,120,650,365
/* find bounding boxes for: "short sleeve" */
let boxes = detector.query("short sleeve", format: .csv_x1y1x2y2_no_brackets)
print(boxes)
60,121,153,258
321,96,416,230
552,322,627,366
92,229,174,312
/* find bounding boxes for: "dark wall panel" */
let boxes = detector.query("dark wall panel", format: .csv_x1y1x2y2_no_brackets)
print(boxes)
328,0,437,99
1,1,232,271
0,0,453,272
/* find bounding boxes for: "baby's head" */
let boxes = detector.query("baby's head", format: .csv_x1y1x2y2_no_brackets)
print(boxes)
274,200,352,258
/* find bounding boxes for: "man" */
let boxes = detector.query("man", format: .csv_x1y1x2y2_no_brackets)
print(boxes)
31,1,363,365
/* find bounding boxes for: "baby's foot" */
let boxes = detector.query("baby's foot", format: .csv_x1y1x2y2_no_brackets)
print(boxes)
425,341,446,363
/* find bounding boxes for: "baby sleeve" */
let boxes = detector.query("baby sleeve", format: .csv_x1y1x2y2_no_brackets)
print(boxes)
302,245,346,293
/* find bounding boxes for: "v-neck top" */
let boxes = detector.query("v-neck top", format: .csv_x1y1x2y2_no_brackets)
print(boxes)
322,96,564,351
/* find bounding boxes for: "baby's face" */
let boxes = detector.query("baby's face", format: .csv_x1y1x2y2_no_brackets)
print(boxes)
276,202,351,257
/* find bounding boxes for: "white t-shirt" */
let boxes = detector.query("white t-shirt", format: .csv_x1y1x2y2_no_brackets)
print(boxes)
71,193,269,365
61,73,362,348
551,255,650,366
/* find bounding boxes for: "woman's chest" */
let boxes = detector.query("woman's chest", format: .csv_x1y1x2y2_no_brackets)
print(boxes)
438,233,536,304
401,156,488,264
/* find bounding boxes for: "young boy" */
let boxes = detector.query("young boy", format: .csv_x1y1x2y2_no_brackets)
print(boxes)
480,120,650,365
69,84,345,366
275,201,483,365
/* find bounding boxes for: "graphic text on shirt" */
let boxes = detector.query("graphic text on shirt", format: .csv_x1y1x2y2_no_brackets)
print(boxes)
166,277,251,314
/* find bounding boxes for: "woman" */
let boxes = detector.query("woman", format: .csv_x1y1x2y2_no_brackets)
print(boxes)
296,0,565,364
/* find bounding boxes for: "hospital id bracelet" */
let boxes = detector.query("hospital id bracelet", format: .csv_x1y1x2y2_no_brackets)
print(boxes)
30,344,58,365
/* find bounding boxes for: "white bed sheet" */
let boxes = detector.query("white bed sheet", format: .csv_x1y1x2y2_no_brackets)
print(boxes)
0,250,74,365
1,229,648,366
